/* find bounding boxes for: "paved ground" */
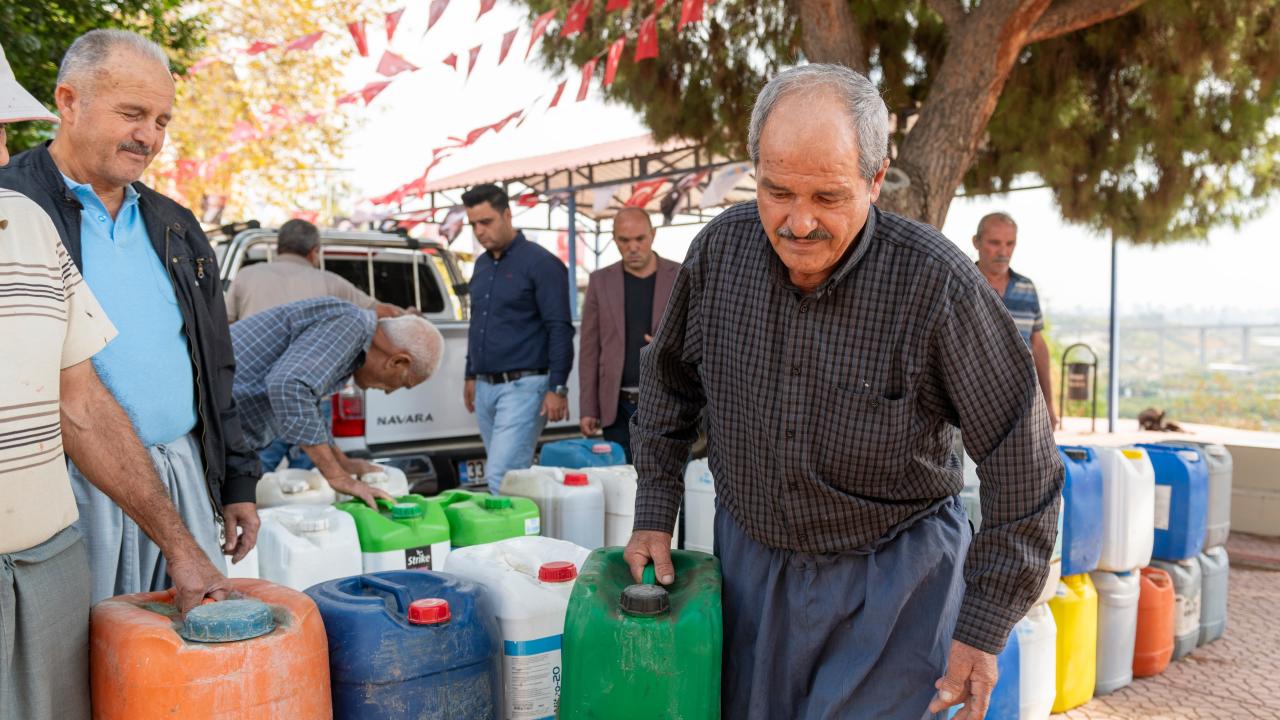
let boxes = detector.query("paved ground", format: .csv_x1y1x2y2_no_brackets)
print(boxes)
1054,533,1280,719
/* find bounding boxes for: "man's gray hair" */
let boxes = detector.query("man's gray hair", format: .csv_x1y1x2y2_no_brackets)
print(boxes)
748,64,890,182
56,29,170,88
379,315,445,380
976,212,1018,240
277,219,321,257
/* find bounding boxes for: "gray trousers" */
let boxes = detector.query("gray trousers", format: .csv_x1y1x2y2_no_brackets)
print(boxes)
68,432,226,605
0,526,91,720
717,497,971,720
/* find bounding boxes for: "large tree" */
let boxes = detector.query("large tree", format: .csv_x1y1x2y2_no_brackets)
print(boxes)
0,0,204,152
524,0,1280,242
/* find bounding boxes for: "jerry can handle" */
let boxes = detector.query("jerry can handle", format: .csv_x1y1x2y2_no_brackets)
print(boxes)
1063,447,1090,462
358,575,413,614
642,564,657,585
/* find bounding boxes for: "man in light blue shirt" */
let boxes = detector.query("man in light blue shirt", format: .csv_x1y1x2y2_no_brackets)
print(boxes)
63,176,197,445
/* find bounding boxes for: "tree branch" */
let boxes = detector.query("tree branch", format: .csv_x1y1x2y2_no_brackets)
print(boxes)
925,0,967,30
790,0,867,74
1026,0,1149,44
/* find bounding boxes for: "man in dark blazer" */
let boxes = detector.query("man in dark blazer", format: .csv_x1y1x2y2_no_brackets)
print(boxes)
578,207,680,461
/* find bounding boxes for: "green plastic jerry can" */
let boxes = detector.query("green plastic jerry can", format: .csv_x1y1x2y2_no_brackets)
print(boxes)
560,547,722,720
434,489,541,547
336,495,451,572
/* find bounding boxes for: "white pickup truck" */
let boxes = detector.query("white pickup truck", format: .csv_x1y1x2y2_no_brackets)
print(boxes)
218,227,583,493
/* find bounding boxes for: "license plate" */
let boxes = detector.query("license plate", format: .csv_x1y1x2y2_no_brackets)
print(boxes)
459,458,486,485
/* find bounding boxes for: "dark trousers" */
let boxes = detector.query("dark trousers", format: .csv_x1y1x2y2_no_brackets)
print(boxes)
602,395,638,463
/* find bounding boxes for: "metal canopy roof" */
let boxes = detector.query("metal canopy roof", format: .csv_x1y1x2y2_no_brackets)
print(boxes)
411,134,756,228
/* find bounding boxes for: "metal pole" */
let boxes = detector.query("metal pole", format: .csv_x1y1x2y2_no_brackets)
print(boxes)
567,187,579,320
1108,230,1120,432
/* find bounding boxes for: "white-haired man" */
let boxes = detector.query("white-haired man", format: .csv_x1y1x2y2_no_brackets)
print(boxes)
1,40,230,720
624,64,1063,719
229,298,445,508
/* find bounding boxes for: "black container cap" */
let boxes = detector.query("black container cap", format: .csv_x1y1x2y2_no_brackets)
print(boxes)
620,583,670,617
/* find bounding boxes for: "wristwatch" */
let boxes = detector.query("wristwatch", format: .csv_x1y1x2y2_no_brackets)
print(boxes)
553,384,569,398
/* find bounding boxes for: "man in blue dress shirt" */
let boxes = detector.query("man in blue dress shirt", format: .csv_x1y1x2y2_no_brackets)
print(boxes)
460,184,575,494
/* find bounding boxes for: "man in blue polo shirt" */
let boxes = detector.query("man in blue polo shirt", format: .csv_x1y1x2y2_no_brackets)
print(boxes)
973,211,1057,428
461,184,575,494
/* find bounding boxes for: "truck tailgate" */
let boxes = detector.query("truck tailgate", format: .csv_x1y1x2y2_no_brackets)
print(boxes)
362,322,582,446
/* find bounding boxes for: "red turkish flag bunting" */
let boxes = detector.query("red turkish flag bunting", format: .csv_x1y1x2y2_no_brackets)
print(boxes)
498,28,519,64
491,110,523,133
347,21,369,57
466,45,482,79
442,53,459,70
285,32,324,52
385,8,405,41
656,0,666,9
561,0,592,37
605,0,629,11
477,0,497,20
548,80,568,108
604,37,625,86
359,80,392,105
245,40,278,56
635,14,659,61
679,0,704,29
626,178,667,207
517,193,540,207
576,57,599,101
526,9,558,60
427,0,450,32
377,51,418,77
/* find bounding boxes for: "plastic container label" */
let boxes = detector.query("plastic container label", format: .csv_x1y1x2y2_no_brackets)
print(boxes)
1153,485,1172,531
1175,592,1201,637
405,545,432,570
504,634,562,720
525,518,541,536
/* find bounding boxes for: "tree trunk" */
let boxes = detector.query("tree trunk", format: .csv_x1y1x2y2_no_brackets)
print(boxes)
791,0,867,74
795,0,1149,230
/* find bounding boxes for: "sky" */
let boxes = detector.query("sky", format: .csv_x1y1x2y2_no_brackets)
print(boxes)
339,1,1280,323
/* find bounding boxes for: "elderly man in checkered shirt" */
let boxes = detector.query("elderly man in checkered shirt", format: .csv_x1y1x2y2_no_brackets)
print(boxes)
229,297,444,511
625,65,1063,720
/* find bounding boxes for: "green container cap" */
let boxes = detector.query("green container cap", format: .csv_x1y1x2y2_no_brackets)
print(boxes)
620,584,670,617
483,496,512,510
391,502,423,520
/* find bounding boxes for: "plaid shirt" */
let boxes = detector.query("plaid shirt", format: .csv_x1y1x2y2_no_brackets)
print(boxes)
632,202,1063,654
230,298,376,451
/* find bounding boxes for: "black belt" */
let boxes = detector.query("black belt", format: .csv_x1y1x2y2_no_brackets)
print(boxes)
621,389,640,404
477,368,548,384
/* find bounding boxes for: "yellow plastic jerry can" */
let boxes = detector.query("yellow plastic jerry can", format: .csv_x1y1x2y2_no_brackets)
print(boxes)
1049,573,1099,712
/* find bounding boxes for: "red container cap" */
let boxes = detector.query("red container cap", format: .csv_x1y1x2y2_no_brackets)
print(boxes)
408,598,451,625
591,443,613,454
539,561,578,583
564,472,589,486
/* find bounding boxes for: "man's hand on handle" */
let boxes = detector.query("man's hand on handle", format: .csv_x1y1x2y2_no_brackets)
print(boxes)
580,416,601,437
326,473,396,509
624,530,676,585
464,379,476,413
168,553,234,613
928,640,999,719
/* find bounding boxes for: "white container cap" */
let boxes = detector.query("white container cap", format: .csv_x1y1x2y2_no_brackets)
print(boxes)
280,476,310,494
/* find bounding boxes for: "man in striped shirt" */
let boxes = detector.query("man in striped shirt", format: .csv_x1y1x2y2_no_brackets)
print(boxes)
972,212,1058,428
1,43,229,720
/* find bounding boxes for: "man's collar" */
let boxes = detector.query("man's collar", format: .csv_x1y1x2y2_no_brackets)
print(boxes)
277,253,314,267
61,171,138,207
486,230,525,261
767,204,879,296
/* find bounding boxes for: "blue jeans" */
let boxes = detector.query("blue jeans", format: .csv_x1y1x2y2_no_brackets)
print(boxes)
258,439,316,472
476,374,549,494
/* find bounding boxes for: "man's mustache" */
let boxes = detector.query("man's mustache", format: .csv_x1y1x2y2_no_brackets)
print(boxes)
777,226,833,241
119,141,152,156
